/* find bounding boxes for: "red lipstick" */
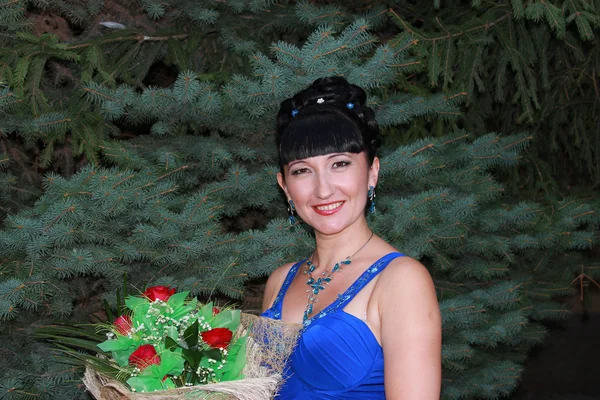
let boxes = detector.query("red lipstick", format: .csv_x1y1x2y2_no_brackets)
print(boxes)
313,201,344,216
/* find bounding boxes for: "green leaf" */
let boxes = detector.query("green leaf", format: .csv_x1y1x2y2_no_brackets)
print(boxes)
221,336,247,381
159,348,185,376
97,337,136,352
165,336,180,351
182,348,203,370
202,348,222,361
166,325,178,341
183,319,199,348
126,373,166,393
126,349,184,393
170,299,198,320
211,309,240,331
125,296,149,310
199,302,213,321
167,291,189,309
112,348,135,367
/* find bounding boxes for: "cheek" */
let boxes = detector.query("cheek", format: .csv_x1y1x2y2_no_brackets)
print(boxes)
286,180,311,202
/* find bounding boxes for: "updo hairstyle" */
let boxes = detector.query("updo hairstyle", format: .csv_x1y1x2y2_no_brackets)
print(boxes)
276,76,381,169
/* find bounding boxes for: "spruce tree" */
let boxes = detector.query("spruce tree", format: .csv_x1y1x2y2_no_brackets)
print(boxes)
0,18,598,399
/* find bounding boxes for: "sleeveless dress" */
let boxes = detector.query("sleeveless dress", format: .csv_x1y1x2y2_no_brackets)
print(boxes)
261,252,404,399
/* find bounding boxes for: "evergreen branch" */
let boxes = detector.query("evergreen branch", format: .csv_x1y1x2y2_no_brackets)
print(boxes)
389,60,422,68
311,27,334,52
442,134,470,145
390,8,513,42
271,46,303,62
43,205,76,232
503,136,533,149
143,186,178,200
157,165,190,181
473,137,499,152
312,10,344,23
539,1,562,34
0,91,15,101
392,39,419,58
409,143,435,157
447,92,468,101
572,210,596,219
0,0,19,7
313,25,374,59
187,196,210,222
67,33,188,50
112,174,135,189
37,117,71,127
83,87,116,102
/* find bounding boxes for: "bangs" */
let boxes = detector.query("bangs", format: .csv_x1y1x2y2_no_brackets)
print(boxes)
278,111,365,165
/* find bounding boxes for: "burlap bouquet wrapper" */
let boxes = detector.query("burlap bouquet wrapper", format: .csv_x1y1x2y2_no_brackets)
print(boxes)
83,313,302,400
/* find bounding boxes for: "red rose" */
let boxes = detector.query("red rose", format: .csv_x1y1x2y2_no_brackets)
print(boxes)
201,328,233,349
212,307,220,316
142,285,176,302
129,344,160,370
114,315,132,335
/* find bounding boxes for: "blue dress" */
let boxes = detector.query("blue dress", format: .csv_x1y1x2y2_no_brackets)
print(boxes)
261,252,404,399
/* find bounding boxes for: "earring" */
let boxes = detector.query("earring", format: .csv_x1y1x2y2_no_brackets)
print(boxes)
288,199,297,225
368,186,376,214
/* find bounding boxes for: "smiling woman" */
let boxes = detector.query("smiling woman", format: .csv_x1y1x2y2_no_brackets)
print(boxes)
261,77,442,399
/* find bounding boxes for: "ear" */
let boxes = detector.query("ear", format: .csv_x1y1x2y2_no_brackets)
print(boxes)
368,157,380,188
277,171,291,200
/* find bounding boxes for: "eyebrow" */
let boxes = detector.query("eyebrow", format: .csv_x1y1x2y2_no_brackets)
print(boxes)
288,153,350,167
288,160,305,168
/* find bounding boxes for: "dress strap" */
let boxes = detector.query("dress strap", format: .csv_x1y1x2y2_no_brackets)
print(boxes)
262,259,305,320
305,252,404,326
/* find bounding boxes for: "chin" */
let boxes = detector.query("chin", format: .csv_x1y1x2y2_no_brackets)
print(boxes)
310,220,352,235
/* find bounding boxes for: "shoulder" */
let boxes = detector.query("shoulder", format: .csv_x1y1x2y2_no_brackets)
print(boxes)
378,255,434,286
375,255,442,398
375,257,442,399
261,261,297,312
375,255,438,313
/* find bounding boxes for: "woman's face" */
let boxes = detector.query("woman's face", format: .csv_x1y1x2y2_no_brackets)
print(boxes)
277,152,379,235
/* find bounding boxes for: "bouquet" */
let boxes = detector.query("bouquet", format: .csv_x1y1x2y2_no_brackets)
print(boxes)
97,285,247,393
39,286,302,400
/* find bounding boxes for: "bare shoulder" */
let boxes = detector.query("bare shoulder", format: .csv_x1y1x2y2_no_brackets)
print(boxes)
375,256,438,306
261,262,296,312
379,255,433,284
375,256,442,398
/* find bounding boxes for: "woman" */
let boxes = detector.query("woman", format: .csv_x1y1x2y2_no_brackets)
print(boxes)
261,77,441,399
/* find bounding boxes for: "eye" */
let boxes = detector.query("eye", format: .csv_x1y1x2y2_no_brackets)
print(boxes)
290,167,309,175
332,160,351,169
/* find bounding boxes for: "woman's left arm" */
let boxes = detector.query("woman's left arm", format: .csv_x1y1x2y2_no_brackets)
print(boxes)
379,258,442,399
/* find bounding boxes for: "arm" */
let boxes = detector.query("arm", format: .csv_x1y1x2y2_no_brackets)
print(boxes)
379,258,442,399
261,262,295,313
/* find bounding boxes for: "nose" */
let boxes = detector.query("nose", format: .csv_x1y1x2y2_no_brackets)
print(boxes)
314,171,334,199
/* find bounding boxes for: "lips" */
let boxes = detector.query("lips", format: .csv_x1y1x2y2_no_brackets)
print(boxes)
313,201,344,215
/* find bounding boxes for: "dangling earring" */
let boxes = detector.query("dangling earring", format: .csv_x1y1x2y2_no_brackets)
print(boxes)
368,186,376,214
288,199,297,225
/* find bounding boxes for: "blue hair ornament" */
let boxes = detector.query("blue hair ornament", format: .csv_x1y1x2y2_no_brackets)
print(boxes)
346,102,354,109
291,109,299,117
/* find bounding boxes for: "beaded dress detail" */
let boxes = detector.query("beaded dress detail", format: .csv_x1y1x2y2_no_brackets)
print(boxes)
261,252,404,399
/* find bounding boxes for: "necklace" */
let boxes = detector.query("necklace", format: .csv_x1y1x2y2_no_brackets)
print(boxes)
302,231,374,322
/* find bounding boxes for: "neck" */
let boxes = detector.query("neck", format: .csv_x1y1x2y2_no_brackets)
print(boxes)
311,218,373,268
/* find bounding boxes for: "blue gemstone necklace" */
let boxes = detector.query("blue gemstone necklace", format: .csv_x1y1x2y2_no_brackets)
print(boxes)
302,231,374,322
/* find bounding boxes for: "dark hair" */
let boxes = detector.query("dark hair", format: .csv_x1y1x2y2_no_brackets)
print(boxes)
276,76,380,168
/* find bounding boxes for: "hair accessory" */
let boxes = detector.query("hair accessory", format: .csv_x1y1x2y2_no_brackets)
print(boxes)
291,109,299,117
316,98,325,104
288,199,297,225
302,231,374,323
368,186,376,214
346,102,354,109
